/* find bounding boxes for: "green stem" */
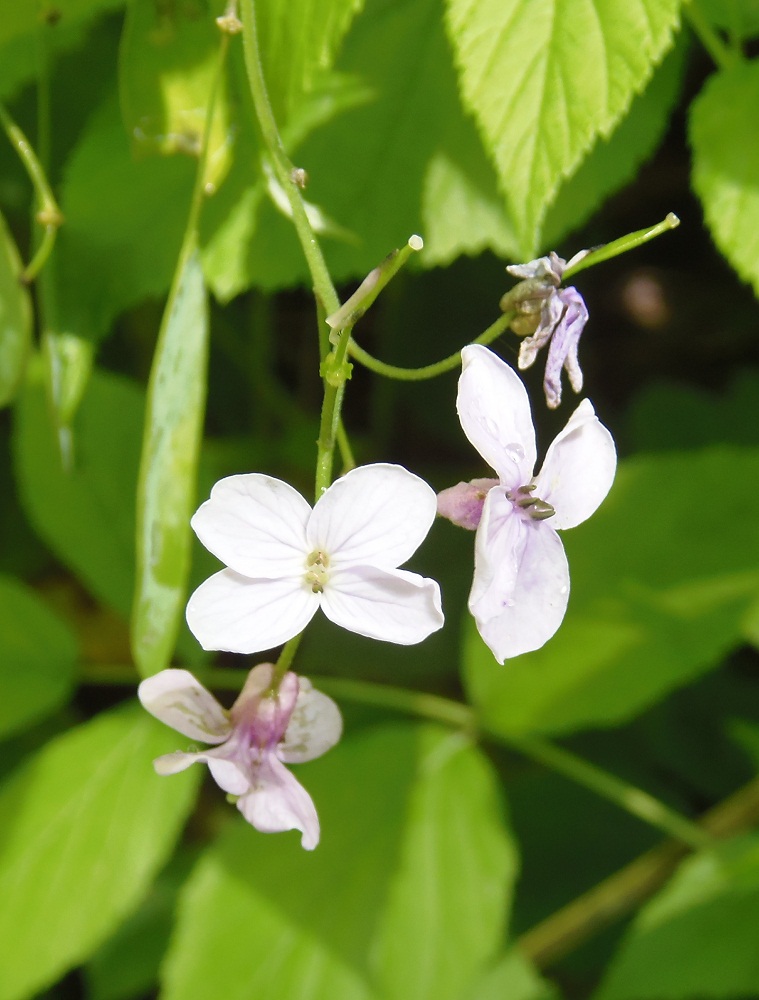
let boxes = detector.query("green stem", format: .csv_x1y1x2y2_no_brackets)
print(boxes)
336,420,356,473
0,101,62,283
684,0,741,70
348,308,515,381
270,633,303,688
563,213,681,280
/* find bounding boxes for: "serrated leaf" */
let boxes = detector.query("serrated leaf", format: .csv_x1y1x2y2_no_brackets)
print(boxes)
464,447,759,738
132,246,208,678
119,0,232,191
690,59,759,299
13,362,143,617
56,93,195,341
0,209,31,407
0,703,199,1000
595,834,759,1000
444,0,683,253
0,575,78,739
161,724,516,1000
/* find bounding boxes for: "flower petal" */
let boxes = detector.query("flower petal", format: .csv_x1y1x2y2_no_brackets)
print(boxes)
458,345,536,486
534,398,617,530
278,678,343,763
469,490,569,662
307,464,437,570
542,287,588,409
436,478,498,530
321,566,444,645
186,569,319,653
236,753,320,850
151,747,249,796
191,474,310,578
138,669,231,743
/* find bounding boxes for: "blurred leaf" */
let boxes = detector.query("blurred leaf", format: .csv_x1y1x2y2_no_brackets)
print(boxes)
690,59,759,299
464,447,759,738
257,0,365,125
444,0,683,254
56,94,195,342
542,38,686,250
0,702,199,1000
472,950,560,1000
119,0,232,191
14,362,143,617
0,575,78,740
161,724,516,1000
0,209,31,407
132,246,208,678
698,0,759,37
595,834,759,1000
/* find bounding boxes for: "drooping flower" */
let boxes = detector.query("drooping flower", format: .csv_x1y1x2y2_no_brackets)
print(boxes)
441,344,616,663
186,463,444,654
505,250,590,409
138,664,342,849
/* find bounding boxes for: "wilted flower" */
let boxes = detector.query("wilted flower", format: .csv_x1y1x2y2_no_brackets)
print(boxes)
505,250,590,409
186,463,444,654
138,664,342,849
441,345,616,663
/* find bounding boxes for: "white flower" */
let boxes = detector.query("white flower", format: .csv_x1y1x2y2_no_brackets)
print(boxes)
186,463,444,654
138,664,342,849
454,345,616,662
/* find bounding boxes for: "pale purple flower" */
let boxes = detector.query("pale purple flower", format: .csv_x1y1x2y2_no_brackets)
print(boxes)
451,345,616,663
138,664,342,849
186,464,444,654
506,250,591,409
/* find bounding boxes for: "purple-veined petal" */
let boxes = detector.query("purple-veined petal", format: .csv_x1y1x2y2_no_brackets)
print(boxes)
278,678,343,763
468,488,523,613
458,345,536,486
152,742,250,795
186,569,319,653
138,669,231,743
534,398,617,530
470,500,569,662
436,478,498,530
517,291,564,372
321,566,444,645
236,753,321,850
191,474,310,579
307,464,437,570
542,288,587,409
230,665,298,749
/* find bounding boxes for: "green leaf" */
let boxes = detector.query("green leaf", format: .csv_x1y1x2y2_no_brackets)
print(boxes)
56,93,195,341
595,834,759,1000
161,724,517,1000
690,59,759,299
444,0,683,254
697,0,759,38
132,246,208,678
464,447,759,738
0,703,199,1000
0,209,31,408
472,950,560,1000
0,575,78,739
13,362,144,617
119,0,232,191
542,37,686,250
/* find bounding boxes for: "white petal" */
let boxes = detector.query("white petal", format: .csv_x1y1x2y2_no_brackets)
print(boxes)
307,464,437,570
534,398,617,530
236,754,320,850
152,746,251,795
321,566,444,645
191,474,310,578
138,669,231,743
470,495,569,662
278,678,343,763
186,569,319,653
458,346,536,486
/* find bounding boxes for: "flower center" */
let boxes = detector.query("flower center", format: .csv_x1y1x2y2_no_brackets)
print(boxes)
507,483,555,521
304,550,330,593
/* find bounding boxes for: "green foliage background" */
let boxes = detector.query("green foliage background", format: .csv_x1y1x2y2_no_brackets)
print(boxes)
1,1,759,998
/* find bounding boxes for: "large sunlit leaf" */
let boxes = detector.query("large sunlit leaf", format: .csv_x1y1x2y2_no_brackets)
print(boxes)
444,0,683,254
132,246,208,678
161,724,517,1000
595,834,759,1000
119,0,233,191
472,950,560,1000
0,575,78,739
464,446,759,737
690,59,759,299
0,209,31,408
0,703,199,1000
